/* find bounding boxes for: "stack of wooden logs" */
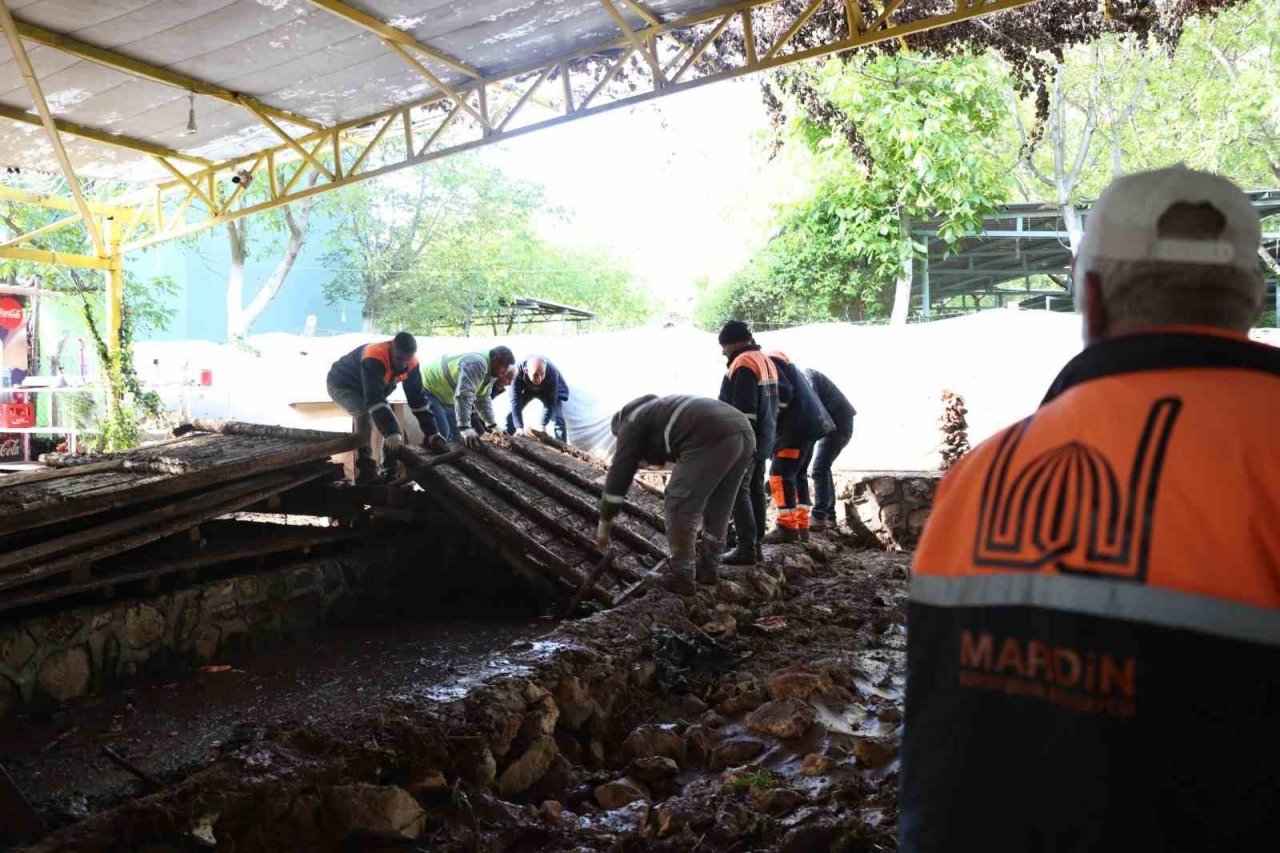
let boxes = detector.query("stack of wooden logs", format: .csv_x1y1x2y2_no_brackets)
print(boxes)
0,420,363,615
392,431,670,615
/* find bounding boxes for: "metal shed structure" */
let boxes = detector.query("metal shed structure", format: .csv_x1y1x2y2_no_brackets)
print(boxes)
0,0,1037,349
913,191,1280,317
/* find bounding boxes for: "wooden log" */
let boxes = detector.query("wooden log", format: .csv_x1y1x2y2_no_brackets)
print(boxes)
0,433,360,539
411,465,605,604
527,431,665,499
174,419,356,442
36,434,197,468
506,440,667,531
0,526,367,615
0,466,335,594
451,455,640,584
473,444,668,562
0,459,124,488
561,549,618,618
0,465,329,572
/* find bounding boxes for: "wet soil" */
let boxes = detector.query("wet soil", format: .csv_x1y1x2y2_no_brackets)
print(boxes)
22,533,911,852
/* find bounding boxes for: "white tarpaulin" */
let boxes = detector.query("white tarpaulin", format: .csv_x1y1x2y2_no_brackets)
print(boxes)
134,311,1113,471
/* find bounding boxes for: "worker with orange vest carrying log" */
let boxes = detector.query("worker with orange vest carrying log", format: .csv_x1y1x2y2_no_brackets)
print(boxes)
900,167,1280,851
717,321,782,565
326,331,438,484
764,350,834,544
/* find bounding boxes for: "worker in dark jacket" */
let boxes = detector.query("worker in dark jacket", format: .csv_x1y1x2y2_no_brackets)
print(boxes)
326,331,439,484
597,395,755,595
796,368,856,530
717,320,782,565
506,355,570,441
766,351,834,543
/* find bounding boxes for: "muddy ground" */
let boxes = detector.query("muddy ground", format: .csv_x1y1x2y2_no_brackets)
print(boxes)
21,531,911,852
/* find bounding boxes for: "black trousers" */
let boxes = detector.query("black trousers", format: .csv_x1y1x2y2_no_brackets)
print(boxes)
731,457,768,546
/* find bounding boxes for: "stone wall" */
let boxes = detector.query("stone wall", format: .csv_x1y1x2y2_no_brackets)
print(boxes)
841,471,941,551
0,551,402,718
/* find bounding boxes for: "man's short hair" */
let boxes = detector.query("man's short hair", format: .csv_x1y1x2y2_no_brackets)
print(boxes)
490,345,515,367
392,331,417,353
1074,167,1264,332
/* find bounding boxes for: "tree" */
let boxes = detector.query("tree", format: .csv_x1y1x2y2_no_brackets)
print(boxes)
324,154,655,334
700,51,1014,328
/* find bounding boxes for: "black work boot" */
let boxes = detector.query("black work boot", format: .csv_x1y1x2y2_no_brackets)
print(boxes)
696,537,723,585
762,525,802,545
721,541,758,566
662,558,697,596
354,455,381,486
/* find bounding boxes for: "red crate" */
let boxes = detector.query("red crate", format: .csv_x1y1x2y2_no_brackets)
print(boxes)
0,403,35,428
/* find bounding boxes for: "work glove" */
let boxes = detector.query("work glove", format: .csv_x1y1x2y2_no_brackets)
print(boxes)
382,433,403,452
516,427,538,438
483,423,498,435
460,428,482,449
596,518,613,550
423,433,449,454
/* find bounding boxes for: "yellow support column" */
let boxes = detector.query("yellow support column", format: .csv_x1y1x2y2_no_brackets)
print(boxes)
106,216,123,352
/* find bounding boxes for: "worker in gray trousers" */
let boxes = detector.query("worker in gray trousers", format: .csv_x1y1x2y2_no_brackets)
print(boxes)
597,395,755,595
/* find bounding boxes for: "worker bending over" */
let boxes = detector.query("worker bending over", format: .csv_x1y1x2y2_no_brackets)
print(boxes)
597,395,755,596
419,347,516,449
796,368,856,531
717,320,781,565
901,167,1280,851
765,351,833,543
507,355,570,441
326,331,436,483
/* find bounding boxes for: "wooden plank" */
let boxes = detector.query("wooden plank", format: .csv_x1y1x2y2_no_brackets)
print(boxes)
0,466,335,594
506,439,667,531
0,459,124,488
561,549,618,618
473,444,668,562
0,434,360,538
0,525,367,615
174,419,356,442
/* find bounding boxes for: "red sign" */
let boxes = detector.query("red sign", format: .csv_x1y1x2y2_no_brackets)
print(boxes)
0,297,22,331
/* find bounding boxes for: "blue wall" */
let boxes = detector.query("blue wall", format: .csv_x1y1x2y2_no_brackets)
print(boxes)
130,211,364,342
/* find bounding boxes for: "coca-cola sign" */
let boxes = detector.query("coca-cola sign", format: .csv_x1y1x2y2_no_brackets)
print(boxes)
0,297,23,331
0,436,21,460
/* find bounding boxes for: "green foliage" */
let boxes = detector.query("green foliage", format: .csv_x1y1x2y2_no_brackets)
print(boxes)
699,52,1013,328
728,770,779,793
78,298,165,453
323,154,654,334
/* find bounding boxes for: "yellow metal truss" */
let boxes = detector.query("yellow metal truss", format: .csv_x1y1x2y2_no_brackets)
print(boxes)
0,0,1040,348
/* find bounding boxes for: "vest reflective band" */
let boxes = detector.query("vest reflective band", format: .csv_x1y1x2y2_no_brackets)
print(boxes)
421,352,494,404
362,341,417,385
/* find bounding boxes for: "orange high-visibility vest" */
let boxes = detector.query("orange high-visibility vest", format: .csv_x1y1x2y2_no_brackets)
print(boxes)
901,326,1280,852
362,340,418,385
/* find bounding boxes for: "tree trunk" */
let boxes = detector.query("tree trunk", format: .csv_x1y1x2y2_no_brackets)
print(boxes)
889,211,912,326
1062,203,1084,254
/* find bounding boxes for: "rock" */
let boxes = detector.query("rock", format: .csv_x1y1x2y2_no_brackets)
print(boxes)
630,660,658,690
408,770,448,798
711,737,766,769
714,579,752,604
629,756,679,783
0,676,16,718
193,625,220,661
682,724,716,767
623,724,684,764
877,705,903,725
851,736,896,768
36,613,83,644
908,508,931,536
323,784,425,840
701,710,726,729
767,667,833,702
492,713,523,759
124,604,166,649
800,753,831,776
37,646,92,702
781,553,817,579
747,699,815,740
679,694,708,718
594,777,650,810
519,694,559,741
497,735,557,798
454,738,497,787
586,739,606,768
555,676,594,729
750,785,805,816
701,612,737,639
779,819,843,853
0,626,37,670
174,597,200,647
713,677,768,715
555,730,584,765
871,477,898,498
747,569,782,600
540,800,565,826
522,681,549,704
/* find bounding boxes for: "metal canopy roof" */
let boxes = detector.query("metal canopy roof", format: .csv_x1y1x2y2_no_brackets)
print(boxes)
0,0,1039,348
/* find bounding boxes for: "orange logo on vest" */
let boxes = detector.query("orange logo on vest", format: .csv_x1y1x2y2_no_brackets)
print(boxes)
973,398,1182,582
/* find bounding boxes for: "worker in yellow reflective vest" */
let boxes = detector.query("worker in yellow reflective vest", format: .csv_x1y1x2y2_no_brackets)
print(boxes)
418,346,516,449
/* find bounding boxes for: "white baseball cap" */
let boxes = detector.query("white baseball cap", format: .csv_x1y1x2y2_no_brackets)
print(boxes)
1075,166,1261,284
